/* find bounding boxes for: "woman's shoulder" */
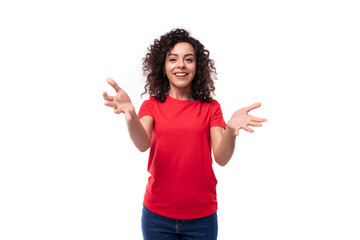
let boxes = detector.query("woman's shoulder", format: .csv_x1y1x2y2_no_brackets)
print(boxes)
207,99,224,115
209,98,221,107
142,96,157,103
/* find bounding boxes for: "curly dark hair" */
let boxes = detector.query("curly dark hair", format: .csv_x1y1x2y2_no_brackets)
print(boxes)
142,28,217,102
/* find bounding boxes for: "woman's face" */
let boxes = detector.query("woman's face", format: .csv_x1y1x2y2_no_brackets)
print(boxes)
164,42,196,92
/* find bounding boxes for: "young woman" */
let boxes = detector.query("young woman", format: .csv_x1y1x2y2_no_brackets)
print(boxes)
103,28,267,240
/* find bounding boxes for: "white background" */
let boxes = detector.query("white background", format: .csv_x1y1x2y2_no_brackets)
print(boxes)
1,0,359,239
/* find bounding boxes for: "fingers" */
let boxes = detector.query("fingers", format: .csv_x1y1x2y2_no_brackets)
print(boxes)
248,121,263,127
104,91,119,112
234,124,258,135
245,102,262,112
242,126,254,133
105,103,130,118
114,108,122,114
102,91,113,101
251,116,267,122
113,108,132,120
106,78,122,93
104,101,116,108
233,125,254,135
105,102,121,114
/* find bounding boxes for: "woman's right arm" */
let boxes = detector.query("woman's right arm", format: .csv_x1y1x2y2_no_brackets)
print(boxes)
126,113,153,152
103,78,153,152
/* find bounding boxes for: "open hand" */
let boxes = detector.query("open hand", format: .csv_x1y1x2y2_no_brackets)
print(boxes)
227,102,267,136
103,78,134,120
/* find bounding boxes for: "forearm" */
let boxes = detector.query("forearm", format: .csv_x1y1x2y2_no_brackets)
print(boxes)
125,108,151,152
214,126,236,166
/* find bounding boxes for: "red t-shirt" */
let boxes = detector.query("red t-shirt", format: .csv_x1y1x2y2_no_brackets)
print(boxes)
138,94,227,219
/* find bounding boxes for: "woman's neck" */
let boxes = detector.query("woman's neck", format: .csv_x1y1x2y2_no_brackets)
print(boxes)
168,88,194,101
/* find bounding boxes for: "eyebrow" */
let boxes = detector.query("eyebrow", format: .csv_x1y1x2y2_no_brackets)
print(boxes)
168,53,195,57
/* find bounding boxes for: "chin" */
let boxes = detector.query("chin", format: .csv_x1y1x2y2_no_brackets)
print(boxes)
171,82,192,89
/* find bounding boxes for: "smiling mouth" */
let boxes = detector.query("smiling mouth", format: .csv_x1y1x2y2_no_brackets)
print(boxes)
174,73,188,76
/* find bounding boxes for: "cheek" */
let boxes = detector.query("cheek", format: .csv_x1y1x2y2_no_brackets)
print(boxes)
191,65,196,74
164,63,174,73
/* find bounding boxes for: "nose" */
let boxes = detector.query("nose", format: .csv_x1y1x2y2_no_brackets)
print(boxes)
177,60,185,68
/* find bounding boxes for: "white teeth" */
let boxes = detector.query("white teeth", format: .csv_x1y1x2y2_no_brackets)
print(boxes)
175,73,187,76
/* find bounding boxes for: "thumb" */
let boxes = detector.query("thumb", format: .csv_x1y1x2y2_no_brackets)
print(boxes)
114,108,122,114
234,128,240,136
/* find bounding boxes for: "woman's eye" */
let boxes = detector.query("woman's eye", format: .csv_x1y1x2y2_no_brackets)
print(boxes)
170,59,176,62
186,59,193,62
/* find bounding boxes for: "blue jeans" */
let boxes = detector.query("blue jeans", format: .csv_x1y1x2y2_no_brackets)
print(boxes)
141,204,218,240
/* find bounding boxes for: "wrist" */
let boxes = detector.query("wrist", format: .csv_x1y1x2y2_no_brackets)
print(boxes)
226,119,235,131
226,125,236,136
226,120,237,136
125,104,136,117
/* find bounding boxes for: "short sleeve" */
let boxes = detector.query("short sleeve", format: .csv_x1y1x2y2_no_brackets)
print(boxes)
138,98,155,119
210,100,227,129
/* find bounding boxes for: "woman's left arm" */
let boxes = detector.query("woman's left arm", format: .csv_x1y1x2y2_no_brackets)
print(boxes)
211,102,267,166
